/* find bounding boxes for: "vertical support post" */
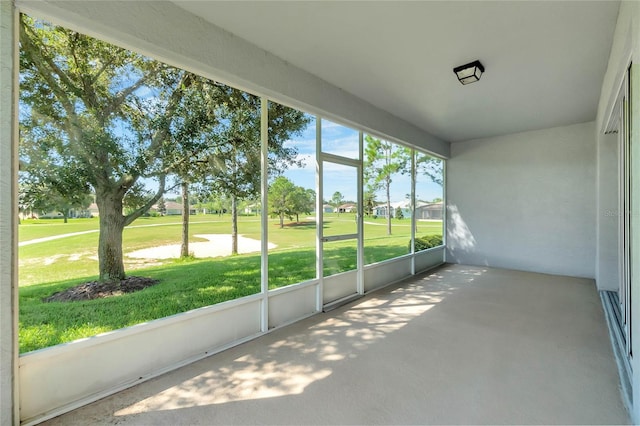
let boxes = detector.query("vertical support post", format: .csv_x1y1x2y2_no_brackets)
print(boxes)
315,117,323,311
442,159,448,251
410,149,416,275
356,132,364,295
260,97,269,332
629,61,640,424
0,1,19,424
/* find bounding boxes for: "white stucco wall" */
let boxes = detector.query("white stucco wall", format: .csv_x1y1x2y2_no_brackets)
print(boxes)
446,121,596,279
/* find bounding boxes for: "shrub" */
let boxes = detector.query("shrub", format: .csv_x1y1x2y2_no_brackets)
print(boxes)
410,234,443,251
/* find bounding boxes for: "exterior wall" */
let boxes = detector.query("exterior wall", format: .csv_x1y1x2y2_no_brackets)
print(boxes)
16,0,449,159
446,121,596,279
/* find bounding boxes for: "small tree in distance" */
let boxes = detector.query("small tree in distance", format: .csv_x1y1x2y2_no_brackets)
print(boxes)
269,176,296,228
268,176,313,228
331,191,344,214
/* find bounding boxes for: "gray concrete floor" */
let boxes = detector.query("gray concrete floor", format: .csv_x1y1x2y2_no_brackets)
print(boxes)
42,264,629,425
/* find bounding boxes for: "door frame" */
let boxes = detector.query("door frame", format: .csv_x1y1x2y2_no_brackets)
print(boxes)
316,126,364,310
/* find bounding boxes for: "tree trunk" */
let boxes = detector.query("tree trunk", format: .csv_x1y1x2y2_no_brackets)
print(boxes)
231,194,238,255
180,181,189,258
279,212,284,228
97,188,126,281
386,181,392,236
63,211,68,224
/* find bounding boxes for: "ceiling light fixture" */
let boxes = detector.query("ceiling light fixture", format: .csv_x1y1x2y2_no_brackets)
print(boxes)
453,60,485,85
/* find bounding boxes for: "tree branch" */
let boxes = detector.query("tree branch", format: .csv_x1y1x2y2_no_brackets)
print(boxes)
20,20,83,100
20,19,105,172
123,174,166,227
20,22,76,115
122,72,195,186
91,56,117,84
104,68,161,118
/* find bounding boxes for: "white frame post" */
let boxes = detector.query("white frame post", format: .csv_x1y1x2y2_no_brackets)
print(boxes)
356,132,364,295
260,97,269,332
0,1,19,424
442,159,447,248
410,149,416,275
315,116,323,311
630,62,640,424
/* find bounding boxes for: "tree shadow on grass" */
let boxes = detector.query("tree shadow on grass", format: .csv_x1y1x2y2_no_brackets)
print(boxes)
279,221,317,230
276,220,336,230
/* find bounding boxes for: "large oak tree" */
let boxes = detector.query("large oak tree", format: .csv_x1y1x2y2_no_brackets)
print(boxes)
19,16,220,280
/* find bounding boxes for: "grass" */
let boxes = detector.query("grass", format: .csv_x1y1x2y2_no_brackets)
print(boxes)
18,217,102,241
19,214,442,353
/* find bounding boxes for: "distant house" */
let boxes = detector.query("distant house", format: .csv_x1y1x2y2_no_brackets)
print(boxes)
243,204,261,215
88,203,99,217
374,201,412,219
151,201,184,215
34,206,93,219
310,204,332,213
415,201,443,220
337,203,356,213
37,211,64,219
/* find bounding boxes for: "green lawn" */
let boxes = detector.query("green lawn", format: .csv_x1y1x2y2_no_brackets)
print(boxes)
19,214,442,353
19,217,102,241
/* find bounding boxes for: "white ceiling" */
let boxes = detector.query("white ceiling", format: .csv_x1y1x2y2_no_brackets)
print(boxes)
172,1,619,143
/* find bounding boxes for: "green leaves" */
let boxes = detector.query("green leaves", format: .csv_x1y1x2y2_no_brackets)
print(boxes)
268,176,313,227
363,134,411,190
416,152,444,186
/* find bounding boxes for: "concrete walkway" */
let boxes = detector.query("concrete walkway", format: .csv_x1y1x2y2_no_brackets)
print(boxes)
42,264,629,425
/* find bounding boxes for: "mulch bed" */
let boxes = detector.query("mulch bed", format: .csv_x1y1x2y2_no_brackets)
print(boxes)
44,276,160,303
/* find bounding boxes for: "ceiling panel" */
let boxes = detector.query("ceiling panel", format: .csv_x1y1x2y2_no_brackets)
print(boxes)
173,1,619,142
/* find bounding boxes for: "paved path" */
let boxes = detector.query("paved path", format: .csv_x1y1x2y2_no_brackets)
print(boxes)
18,230,99,247
18,220,244,247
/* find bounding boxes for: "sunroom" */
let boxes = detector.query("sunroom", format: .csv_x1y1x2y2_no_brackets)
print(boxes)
0,1,638,425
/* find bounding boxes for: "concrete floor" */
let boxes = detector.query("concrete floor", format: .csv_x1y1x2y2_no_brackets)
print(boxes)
42,264,629,425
